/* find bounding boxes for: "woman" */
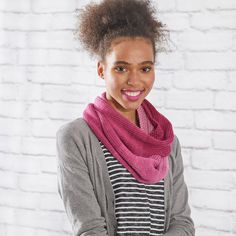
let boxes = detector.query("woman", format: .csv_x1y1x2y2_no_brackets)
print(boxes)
56,0,195,235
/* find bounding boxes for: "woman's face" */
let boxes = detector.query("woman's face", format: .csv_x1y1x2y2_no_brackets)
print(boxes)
97,37,155,120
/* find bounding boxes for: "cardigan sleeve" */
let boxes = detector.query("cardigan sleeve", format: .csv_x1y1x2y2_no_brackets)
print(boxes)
164,136,195,236
56,124,108,236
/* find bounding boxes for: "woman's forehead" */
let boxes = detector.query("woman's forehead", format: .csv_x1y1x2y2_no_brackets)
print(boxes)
105,38,154,63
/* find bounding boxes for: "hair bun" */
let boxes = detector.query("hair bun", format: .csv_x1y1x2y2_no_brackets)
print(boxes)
75,0,167,60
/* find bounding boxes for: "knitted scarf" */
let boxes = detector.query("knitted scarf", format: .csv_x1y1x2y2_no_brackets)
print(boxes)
83,92,174,184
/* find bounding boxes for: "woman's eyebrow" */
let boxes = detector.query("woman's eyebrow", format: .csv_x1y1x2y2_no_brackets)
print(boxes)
113,61,154,65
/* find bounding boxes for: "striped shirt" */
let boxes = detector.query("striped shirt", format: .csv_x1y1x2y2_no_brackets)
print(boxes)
100,142,165,236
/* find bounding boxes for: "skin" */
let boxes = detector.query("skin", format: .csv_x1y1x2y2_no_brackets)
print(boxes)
97,36,155,126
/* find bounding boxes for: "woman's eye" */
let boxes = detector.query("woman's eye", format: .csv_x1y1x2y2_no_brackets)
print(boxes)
142,67,152,73
114,66,126,73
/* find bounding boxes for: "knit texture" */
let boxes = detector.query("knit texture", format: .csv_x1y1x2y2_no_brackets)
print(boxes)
83,92,174,184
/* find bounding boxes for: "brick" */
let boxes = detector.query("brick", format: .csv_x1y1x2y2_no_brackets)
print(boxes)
186,52,236,70
47,50,85,66
157,52,184,70
156,0,176,12
0,31,28,48
192,150,236,170
76,0,91,9
191,189,232,211
0,49,17,65
28,31,76,49
32,0,76,13
162,109,194,128
15,209,63,231
197,228,231,236
42,84,89,103
28,66,72,85
0,136,21,154
159,13,190,31
79,51,96,67
0,118,26,136
213,132,236,151
27,102,48,119
5,225,36,236
0,66,27,83
0,189,39,209
175,129,212,148
0,101,25,118
0,0,31,12
32,120,65,138
195,111,236,131
230,190,236,211
18,173,57,193
48,102,86,120
191,12,236,30
18,83,42,101
18,49,48,66
178,30,232,51
182,148,191,167
166,89,213,109
232,213,236,232
173,71,227,90
41,156,57,173
228,72,236,91
146,89,165,108
0,84,20,100
0,154,41,174
61,214,72,232
39,193,64,211
2,13,52,31
21,137,56,156
0,225,6,236
186,169,235,190
71,66,97,85
153,70,172,89
0,170,18,189
192,208,231,231
233,33,236,50
215,92,236,110
0,206,15,224
36,228,70,236
50,13,75,30
0,31,5,47
87,86,110,103
91,77,105,89
206,0,236,10
176,0,204,11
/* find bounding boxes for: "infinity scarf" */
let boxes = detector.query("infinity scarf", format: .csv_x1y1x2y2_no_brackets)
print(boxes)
83,92,174,184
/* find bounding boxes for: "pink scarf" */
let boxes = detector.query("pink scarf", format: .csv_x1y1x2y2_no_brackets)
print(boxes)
83,92,174,184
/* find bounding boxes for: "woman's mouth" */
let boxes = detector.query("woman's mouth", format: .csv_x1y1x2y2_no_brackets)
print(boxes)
121,90,144,101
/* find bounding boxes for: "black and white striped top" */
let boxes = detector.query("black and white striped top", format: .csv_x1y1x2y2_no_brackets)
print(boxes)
100,142,165,236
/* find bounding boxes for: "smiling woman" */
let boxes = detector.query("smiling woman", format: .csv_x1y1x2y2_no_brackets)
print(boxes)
97,37,155,124
56,0,195,235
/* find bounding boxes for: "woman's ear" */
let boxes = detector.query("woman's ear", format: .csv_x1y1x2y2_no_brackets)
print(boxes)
97,61,105,79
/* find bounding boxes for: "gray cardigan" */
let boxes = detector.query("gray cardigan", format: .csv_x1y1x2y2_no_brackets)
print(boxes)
56,118,195,236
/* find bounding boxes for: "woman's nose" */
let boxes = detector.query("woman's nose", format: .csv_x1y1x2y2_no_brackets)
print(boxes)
127,71,139,85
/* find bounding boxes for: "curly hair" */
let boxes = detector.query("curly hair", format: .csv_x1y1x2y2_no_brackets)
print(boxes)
75,0,167,61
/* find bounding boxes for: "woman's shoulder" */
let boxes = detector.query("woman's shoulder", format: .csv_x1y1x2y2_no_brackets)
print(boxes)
56,117,93,142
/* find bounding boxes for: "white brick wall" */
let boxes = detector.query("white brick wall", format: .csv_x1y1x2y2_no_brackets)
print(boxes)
0,0,235,235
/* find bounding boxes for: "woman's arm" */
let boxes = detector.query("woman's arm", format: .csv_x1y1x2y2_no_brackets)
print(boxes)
56,125,108,236
164,136,195,236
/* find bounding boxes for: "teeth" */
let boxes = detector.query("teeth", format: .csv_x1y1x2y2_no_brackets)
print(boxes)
124,91,141,96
